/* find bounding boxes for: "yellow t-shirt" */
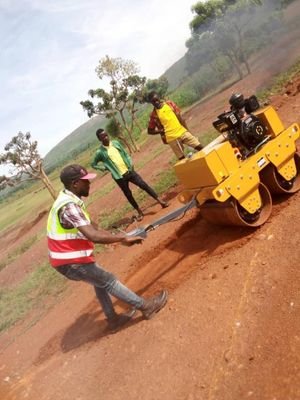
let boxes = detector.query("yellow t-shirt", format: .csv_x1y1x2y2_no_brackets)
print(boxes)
106,143,128,175
156,103,186,143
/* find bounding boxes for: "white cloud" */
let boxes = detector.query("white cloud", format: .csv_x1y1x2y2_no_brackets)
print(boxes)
0,0,195,159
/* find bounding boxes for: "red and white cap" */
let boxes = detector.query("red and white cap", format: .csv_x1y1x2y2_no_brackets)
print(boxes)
60,164,96,184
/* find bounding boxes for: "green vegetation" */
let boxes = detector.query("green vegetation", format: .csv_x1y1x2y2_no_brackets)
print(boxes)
0,262,66,332
152,166,178,194
81,56,147,153
199,129,220,146
99,205,132,230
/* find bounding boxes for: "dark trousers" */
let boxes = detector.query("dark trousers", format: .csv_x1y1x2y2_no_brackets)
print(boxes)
115,170,158,211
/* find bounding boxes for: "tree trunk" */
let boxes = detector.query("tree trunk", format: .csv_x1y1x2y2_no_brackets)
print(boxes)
133,118,143,134
234,23,251,75
226,52,243,80
243,58,251,75
128,112,140,152
119,110,139,152
39,165,57,199
118,134,134,154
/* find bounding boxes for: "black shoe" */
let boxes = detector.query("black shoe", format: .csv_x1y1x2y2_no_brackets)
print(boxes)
107,309,136,331
141,290,168,320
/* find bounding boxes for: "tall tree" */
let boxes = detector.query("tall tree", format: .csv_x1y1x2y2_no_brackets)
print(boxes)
0,132,56,199
187,0,283,79
81,56,147,152
188,0,256,78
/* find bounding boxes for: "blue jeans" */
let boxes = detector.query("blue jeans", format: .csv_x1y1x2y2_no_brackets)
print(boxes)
56,262,145,319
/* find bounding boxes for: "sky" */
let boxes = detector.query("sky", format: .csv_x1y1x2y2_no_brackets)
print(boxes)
0,0,196,157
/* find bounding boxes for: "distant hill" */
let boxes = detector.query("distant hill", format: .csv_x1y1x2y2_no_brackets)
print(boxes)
162,55,188,90
43,115,105,172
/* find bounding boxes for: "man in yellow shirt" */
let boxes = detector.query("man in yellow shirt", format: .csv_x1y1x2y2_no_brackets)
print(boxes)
147,91,203,159
92,129,168,221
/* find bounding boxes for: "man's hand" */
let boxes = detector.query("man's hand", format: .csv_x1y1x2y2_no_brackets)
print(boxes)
78,224,145,246
122,235,144,246
148,128,164,136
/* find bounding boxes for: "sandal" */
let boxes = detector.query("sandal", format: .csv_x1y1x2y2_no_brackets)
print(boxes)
132,213,144,222
136,213,144,222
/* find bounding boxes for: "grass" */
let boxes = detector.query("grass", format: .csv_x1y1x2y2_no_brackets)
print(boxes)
200,129,220,146
0,261,66,333
98,205,132,230
152,166,178,194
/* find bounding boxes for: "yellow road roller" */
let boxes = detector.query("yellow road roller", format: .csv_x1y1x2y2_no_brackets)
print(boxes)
174,94,300,227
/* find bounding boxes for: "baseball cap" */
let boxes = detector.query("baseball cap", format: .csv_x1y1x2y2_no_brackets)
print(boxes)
60,164,96,184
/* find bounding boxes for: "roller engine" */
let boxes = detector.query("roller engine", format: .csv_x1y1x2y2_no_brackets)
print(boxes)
213,94,267,159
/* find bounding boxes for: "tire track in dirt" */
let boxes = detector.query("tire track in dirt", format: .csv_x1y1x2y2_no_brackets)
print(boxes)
124,213,252,296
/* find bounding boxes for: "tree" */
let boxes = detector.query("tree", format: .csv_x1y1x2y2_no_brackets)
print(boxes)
105,118,122,138
81,56,147,153
0,132,56,199
188,0,258,78
186,0,283,79
144,76,169,99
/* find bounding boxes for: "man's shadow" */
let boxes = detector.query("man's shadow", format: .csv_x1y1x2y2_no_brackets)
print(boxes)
35,302,144,365
60,308,143,352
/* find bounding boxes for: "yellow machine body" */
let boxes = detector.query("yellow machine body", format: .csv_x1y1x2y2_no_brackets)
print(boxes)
174,106,300,227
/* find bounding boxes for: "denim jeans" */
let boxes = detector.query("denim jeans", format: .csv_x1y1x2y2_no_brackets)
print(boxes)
115,170,158,211
56,262,145,319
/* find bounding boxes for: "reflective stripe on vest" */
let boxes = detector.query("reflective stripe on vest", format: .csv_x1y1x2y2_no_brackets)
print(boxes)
48,249,94,260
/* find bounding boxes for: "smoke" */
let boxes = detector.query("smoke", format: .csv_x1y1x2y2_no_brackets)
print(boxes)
173,0,300,95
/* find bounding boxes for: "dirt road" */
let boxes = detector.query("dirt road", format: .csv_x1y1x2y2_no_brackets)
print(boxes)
1,4,300,399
